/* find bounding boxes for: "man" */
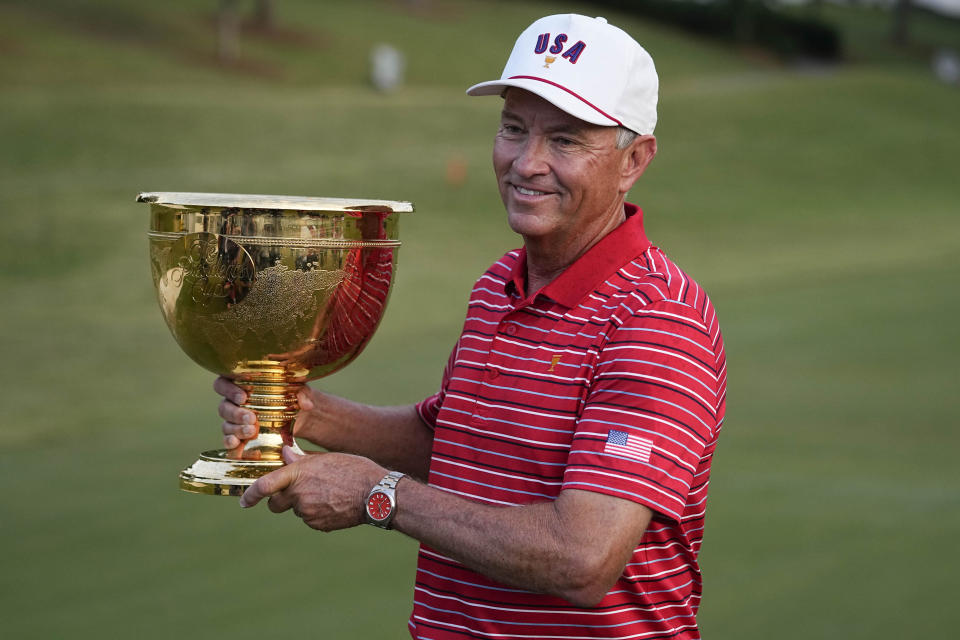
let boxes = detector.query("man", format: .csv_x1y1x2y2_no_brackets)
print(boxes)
216,14,726,639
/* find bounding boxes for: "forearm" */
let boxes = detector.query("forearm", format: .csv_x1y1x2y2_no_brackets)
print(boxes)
393,481,650,606
296,390,433,480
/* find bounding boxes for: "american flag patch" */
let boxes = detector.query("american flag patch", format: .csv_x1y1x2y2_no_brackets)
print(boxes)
604,429,653,463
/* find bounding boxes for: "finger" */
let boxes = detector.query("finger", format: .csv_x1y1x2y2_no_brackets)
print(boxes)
221,417,257,450
239,465,297,508
218,398,257,427
292,411,309,438
213,376,247,404
267,488,296,514
223,433,241,450
297,386,315,412
282,444,305,465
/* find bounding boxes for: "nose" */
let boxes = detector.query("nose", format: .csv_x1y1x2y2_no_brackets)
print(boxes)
512,135,550,178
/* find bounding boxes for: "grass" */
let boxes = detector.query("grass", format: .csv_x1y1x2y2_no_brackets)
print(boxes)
1,1,958,638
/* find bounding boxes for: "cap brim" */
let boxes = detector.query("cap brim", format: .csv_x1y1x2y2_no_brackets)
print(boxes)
466,78,620,128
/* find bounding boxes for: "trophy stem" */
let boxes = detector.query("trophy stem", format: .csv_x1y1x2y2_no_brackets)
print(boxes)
179,362,305,496
235,376,301,462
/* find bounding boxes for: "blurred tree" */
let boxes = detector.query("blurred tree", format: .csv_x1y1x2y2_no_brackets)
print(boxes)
254,0,276,31
217,0,279,63
218,0,241,63
892,0,912,45
731,0,759,42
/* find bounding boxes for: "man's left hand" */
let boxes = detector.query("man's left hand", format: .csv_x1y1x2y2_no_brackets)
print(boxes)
239,446,386,531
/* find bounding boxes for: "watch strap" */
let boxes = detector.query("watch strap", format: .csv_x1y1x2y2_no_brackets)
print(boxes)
378,470,404,492
365,470,405,529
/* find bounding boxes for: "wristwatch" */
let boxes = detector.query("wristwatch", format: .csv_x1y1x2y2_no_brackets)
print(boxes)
364,471,405,529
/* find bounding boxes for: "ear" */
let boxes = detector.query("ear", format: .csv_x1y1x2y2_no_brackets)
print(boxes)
618,135,657,194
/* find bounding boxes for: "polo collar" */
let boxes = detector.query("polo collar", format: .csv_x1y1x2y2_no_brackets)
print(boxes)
506,203,651,308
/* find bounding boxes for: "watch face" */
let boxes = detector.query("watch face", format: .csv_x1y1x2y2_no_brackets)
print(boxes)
367,491,392,521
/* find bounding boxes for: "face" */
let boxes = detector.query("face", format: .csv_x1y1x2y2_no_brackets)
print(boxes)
493,89,632,251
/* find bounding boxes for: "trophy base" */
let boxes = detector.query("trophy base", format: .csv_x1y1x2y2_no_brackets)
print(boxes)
179,449,284,496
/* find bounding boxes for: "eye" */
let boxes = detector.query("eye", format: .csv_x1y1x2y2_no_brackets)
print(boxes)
500,123,523,135
553,136,576,148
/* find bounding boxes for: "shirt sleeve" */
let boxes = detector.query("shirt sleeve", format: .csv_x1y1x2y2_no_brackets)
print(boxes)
562,300,721,522
415,340,460,430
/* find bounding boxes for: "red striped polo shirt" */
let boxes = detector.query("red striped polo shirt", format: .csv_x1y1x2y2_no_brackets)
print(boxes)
411,203,727,640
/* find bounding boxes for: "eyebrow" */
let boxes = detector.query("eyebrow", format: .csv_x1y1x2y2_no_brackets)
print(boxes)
500,109,588,136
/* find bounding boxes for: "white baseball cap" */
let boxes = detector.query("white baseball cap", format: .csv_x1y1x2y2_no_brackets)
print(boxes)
467,14,659,135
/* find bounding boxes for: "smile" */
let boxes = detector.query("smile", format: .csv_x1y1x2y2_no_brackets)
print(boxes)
514,185,550,196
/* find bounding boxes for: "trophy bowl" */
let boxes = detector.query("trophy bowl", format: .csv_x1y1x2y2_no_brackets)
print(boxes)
142,192,412,496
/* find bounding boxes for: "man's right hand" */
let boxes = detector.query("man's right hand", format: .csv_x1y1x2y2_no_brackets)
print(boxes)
214,377,432,479
213,376,258,450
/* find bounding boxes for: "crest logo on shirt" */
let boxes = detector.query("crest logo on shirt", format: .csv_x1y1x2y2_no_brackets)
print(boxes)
547,354,563,372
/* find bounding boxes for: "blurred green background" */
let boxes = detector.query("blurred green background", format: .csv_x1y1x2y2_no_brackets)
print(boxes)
1,0,957,637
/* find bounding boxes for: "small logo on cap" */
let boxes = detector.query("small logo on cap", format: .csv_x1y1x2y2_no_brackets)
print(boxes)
544,56,556,68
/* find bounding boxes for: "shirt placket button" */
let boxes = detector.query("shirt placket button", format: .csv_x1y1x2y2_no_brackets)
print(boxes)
472,406,488,425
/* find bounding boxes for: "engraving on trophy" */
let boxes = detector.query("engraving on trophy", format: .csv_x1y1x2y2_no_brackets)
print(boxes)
194,263,347,369
163,232,257,314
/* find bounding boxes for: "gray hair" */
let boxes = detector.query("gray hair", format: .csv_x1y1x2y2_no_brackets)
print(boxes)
615,126,639,149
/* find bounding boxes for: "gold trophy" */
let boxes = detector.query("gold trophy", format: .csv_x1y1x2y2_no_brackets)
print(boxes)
142,192,411,496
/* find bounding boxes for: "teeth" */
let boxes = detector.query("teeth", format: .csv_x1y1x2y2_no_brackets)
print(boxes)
515,186,547,196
